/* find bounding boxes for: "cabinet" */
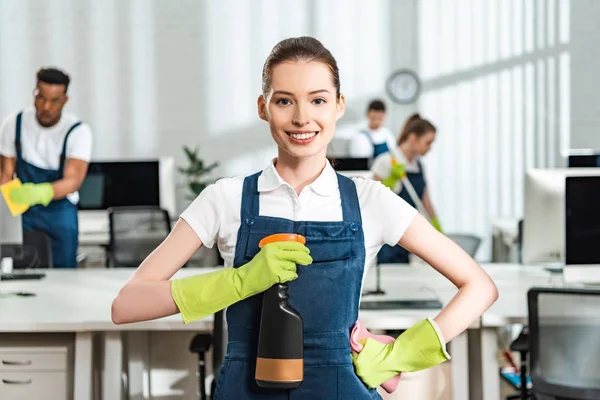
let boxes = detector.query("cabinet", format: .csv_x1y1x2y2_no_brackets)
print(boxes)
0,334,73,400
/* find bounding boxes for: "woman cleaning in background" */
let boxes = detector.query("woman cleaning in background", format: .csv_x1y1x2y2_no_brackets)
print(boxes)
371,113,441,264
111,37,498,399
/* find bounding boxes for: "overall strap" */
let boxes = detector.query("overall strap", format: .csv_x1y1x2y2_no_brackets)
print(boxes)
15,112,23,160
240,172,261,219
336,173,362,224
58,122,82,170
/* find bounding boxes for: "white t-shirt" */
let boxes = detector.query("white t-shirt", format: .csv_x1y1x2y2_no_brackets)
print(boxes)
0,108,93,204
347,124,397,158
371,149,425,194
180,160,418,287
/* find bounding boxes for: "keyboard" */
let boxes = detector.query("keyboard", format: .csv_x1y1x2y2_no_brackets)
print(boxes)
1,272,46,281
360,299,442,310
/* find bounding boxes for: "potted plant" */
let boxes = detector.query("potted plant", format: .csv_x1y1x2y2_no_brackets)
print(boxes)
178,145,219,199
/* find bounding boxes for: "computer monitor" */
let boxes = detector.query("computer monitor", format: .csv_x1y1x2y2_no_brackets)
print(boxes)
563,176,600,284
78,157,176,217
568,154,600,168
522,168,600,265
329,158,374,179
329,157,370,171
0,195,23,260
567,149,600,168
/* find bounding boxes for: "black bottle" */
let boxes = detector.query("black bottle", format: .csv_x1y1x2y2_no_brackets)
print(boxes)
255,283,303,389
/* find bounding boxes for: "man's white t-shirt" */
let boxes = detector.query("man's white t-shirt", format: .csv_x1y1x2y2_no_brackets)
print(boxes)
371,149,425,194
0,108,93,204
347,124,397,158
180,160,418,288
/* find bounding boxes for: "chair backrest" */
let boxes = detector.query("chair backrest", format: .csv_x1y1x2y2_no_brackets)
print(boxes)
528,287,600,399
446,233,481,258
107,206,172,268
14,231,53,269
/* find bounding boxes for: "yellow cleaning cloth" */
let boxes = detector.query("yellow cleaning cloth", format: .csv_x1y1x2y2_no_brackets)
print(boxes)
0,178,29,216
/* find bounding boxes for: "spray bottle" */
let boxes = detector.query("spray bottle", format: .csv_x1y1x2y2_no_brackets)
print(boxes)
255,233,306,389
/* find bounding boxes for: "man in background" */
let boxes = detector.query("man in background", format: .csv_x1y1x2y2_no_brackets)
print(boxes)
348,99,396,159
0,67,93,268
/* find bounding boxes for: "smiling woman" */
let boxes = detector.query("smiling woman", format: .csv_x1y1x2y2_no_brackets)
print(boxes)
256,38,345,183
111,36,497,400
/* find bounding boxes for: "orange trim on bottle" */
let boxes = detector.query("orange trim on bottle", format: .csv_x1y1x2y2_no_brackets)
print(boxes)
258,233,306,248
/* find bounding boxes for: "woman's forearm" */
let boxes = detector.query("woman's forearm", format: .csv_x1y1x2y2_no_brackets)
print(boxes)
111,280,178,324
111,219,204,325
433,276,498,342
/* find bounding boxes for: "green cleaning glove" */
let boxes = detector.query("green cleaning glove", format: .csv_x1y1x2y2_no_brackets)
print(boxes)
171,241,312,323
431,217,443,233
381,163,406,189
351,318,451,388
9,182,54,207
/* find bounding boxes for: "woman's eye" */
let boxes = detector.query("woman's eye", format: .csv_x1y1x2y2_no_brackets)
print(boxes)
313,98,326,105
276,99,291,105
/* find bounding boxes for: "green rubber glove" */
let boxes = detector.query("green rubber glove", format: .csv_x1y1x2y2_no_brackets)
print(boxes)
381,163,406,189
171,241,312,323
351,318,451,388
431,217,443,233
9,182,54,207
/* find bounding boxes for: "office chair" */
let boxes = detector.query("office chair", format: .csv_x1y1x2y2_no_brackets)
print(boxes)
446,233,481,258
526,287,600,399
107,206,172,268
13,231,53,269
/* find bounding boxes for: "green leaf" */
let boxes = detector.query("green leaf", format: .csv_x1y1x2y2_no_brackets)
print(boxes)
180,145,219,197
189,182,206,196
183,145,198,163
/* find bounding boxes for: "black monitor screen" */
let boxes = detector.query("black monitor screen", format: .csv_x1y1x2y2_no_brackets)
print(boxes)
568,154,600,168
565,176,600,265
78,161,160,210
329,157,370,171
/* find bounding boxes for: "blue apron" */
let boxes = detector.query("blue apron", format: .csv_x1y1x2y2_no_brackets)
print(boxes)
15,112,81,268
361,130,389,159
377,160,426,264
213,172,381,400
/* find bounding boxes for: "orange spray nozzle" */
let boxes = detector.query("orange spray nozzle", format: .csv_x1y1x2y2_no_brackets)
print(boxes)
259,234,306,248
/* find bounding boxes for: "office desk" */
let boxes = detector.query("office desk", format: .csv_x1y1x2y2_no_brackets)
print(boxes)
471,264,555,400
1,264,520,400
78,231,110,247
0,268,212,400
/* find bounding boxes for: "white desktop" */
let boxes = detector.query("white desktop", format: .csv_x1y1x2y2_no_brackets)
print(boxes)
522,168,600,284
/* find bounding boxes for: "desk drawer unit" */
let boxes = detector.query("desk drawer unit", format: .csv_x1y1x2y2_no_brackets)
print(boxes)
0,336,73,400
0,352,68,372
0,372,67,400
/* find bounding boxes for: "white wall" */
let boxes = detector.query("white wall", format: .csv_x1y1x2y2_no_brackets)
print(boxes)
0,0,414,214
569,0,600,151
416,0,572,261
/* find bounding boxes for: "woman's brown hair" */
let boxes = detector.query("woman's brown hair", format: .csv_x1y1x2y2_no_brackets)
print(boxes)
397,113,437,145
262,37,341,99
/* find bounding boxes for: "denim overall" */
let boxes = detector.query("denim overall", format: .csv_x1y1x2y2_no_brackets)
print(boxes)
361,130,389,158
213,172,381,399
377,160,426,264
15,111,81,268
